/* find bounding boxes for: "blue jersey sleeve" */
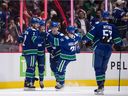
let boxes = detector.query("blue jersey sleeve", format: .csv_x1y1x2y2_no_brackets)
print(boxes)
18,35,24,43
75,33,82,42
83,26,97,42
17,30,28,44
112,25,123,46
76,44,80,53
45,38,54,53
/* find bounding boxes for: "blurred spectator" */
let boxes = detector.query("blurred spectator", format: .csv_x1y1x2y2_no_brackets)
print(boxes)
75,9,91,51
90,9,101,27
23,0,32,27
7,19,19,44
75,1,84,15
33,0,40,11
0,2,9,44
50,9,57,19
100,0,112,13
8,1,19,20
112,0,128,38
122,0,128,12
75,9,91,35
0,0,128,52
83,0,96,20
122,32,128,51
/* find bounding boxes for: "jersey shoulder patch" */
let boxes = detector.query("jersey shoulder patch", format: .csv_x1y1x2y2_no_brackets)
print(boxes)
65,36,69,39
75,33,78,37
59,33,64,36
24,30,29,35
91,26,95,31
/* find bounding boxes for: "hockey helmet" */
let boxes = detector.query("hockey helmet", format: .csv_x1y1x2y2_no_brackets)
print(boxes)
31,17,40,24
39,20,45,26
51,21,59,27
66,26,75,34
101,11,110,19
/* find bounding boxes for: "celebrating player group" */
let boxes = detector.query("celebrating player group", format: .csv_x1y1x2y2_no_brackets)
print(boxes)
18,11,123,95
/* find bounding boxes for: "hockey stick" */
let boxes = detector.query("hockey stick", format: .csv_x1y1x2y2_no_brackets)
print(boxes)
118,48,121,91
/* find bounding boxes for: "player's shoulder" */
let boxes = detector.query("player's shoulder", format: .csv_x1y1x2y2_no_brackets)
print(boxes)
26,27,34,32
74,33,81,38
93,21,102,26
25,27,37,34
58,32,64,37
29,27,37,31
26,27,31,31
65,36,69,40
74,33,78,36
24,28,30,35
92,22,102,29
59,33,69,40
108,23,117,28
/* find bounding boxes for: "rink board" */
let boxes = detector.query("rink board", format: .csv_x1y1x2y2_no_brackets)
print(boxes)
0,53,128,88
0,80,128,89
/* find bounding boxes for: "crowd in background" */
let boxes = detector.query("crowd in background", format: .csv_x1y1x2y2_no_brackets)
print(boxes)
0,0,128,52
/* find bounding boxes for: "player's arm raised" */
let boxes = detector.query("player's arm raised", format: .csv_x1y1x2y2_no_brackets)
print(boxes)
82,26,96,44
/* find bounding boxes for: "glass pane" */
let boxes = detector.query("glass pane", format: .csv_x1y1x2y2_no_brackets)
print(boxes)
0,0,127,52
0,0,20,52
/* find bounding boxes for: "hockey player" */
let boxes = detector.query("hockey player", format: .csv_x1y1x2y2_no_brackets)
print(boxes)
36,19,46,89
82,11,122,95
46,25,81,89
18,17,40,90
46,21,61,82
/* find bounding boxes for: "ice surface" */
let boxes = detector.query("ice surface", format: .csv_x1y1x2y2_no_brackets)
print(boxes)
0,86,128,96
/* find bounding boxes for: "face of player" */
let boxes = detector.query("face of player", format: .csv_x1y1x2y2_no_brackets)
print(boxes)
68,33,74,38
51,27,58,35
40,26,45,32
32,23,39,29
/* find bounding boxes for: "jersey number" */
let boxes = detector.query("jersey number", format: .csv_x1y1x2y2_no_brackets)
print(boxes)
103,30,112,42
70,46,76,52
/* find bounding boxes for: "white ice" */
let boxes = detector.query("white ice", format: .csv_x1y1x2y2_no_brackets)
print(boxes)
0,86,128,96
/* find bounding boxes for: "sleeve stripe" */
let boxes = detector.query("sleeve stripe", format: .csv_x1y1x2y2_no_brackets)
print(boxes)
115,40,122,44
86,33,94,41
88,32,94,38
86,35,93,41
54,38,57,46
114,37,121,41
56,39,59,46
114,37,122,44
